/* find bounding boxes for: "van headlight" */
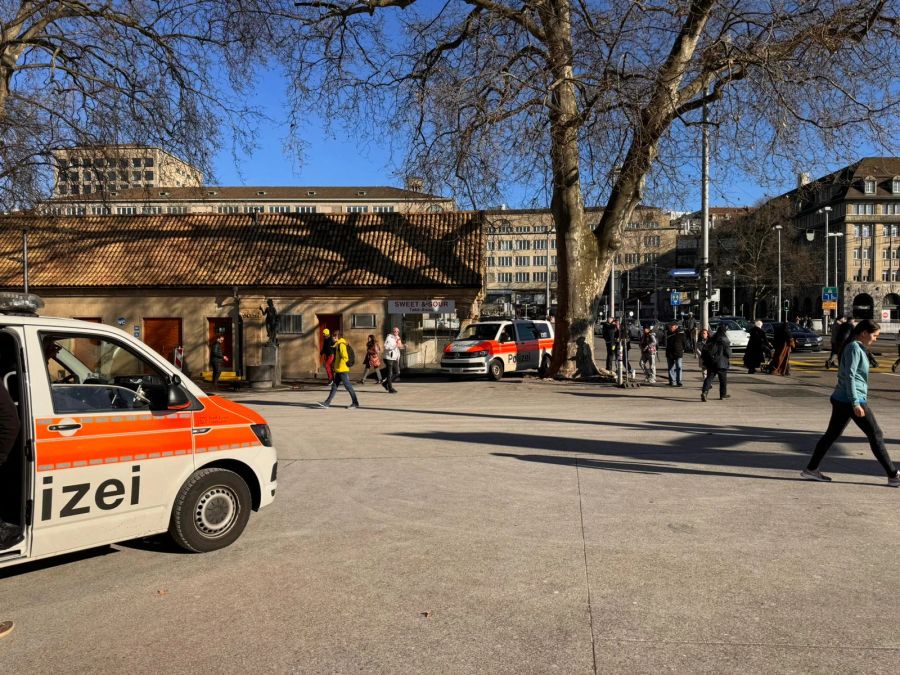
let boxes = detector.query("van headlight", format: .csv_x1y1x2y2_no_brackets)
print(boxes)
251,424,273,447
470,350,488,357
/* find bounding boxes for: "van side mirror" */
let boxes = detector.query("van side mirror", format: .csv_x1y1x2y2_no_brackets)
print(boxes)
167,384,191,410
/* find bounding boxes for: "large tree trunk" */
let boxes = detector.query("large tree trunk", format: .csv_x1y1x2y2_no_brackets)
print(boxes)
541,0,604,378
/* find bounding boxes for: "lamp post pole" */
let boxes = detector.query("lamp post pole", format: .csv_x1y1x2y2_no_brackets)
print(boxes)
775,225,783,322
727,270,736,314
817,206,832,330
545,227,552,319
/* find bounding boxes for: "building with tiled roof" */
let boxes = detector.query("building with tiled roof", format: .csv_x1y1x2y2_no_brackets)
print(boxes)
0,212,483,377
45,183,455,217
772,157,900,321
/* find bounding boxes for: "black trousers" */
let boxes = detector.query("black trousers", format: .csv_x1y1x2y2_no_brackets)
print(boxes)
807,399,897,476
701,368,727,397
605,341,615,370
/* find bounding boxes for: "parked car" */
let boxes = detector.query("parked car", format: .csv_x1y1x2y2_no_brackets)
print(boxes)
715,316,751,331
708,319,750,352
761,321,824,352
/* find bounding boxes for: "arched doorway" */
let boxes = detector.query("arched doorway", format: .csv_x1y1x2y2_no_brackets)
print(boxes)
852,293,875,320
802,296,813,315
883,293,900,321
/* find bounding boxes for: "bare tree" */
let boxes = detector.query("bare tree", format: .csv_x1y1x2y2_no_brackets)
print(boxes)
0,0,269,211
715,199,819,319
278,0,899,376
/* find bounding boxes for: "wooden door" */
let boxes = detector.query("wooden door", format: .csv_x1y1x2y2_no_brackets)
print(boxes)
144,318,183,364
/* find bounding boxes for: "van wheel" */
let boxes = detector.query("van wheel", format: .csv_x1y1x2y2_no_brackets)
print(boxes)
169,468,252,553
538,354,551,378
488,358,504,381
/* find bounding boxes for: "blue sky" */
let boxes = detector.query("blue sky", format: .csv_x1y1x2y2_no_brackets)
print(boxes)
209,68,860,213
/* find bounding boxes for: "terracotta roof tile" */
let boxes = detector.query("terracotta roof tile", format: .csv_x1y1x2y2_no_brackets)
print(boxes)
0,213,483,290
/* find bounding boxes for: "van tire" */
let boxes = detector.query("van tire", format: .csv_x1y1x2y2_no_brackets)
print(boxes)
538,354,551,378
488,358,504,381
169,468,252,553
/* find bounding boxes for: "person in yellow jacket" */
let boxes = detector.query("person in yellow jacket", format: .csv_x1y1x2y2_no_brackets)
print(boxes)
315,330,360,409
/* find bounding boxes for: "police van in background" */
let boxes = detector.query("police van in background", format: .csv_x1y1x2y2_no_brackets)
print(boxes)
441,319,554,380
0,293,277,570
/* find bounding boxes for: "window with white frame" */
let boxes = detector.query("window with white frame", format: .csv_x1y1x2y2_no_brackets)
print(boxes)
550,271,558,282
534,272,547,282
280,314,303,334
515,255,530,266
515,272,530,283
515,240,531,250
533,255,548,266
244,206,264,213
497,272,513,284
643,235,661,247
550,239,556,249
90,206,110,215
614,254,621,264
373,206,394,213
141,206,161,214
116,206,136,215
269,205,292,213
862,224,871,237
352,314,376,329
498,256,513,267
297,206,317,213
892,176,900,194
853,249,860,259
534,239,548,250
644,253,658,263
864,177,876,194
499,240,513,251
217,205,240,214
551,255,558,265
486,257,496,267
166,206,187,214
625,253,639,264
347,205,368,213
862,246,871,259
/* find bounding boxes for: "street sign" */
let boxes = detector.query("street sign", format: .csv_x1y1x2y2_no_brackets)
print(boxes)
822,286,838,301
882,309,891,321
823,300,838,311
670,291,681,306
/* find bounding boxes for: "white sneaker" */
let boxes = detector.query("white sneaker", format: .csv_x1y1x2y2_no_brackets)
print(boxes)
800,469,832,482
888,472,900,488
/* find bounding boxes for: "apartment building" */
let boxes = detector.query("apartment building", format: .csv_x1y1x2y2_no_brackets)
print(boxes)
782,157,900,320
482,206,675,318
52,145,202,198
45,183,454,217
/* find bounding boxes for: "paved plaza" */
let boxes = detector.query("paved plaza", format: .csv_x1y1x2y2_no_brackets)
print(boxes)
2,356,899,673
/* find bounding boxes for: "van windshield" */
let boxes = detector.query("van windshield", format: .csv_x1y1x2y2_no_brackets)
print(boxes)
456,323,501,341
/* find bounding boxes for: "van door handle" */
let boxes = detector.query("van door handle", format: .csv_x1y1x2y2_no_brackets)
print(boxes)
48,423,82,432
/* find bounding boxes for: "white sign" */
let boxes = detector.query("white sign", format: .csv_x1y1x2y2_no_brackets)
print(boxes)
882,309,891,321
388,299,456,314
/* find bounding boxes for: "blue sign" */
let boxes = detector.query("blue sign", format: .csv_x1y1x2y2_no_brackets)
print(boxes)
822,286,838,301
670,291,681,306
133,324,141,339
669,268,699,278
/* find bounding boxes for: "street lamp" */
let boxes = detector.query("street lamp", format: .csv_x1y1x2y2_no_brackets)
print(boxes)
725,270,736,315
817,206,833,329
774,224,783,322
828,232,844,316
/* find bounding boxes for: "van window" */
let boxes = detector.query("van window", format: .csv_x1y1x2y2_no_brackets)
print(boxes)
532,322,552,339
457,323,502,341
42,334,168,414
515,322,540,341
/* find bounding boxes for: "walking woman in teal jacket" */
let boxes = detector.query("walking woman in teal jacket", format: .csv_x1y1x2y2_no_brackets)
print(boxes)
802,320,900,486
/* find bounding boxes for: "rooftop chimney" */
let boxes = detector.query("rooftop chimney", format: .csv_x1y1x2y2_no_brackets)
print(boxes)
405,176,424,192
797,172,811,189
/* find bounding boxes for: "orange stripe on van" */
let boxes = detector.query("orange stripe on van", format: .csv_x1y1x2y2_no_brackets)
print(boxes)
34,413,192,441
194,426,259,454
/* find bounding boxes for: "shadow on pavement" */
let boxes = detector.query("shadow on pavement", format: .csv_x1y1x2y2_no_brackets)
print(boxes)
388,427,890,482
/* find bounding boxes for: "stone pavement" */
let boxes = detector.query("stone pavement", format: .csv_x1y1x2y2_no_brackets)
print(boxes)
1,362,899,673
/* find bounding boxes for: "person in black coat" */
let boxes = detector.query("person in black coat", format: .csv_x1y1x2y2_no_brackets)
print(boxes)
601,318,617,370
743,320,772,374
701,324,732,401
665,322,686,386
825,317,852,369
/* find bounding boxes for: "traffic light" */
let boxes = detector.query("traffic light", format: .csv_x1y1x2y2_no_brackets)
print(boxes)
783,299,790,311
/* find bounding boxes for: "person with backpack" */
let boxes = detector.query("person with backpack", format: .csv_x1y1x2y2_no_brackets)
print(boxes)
638,324,657,383
315,329,360,409
380,326,403,393
700,324,731,402
665,322,686,386
359,334,383,384
320,328,336,382
802,320,900,487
